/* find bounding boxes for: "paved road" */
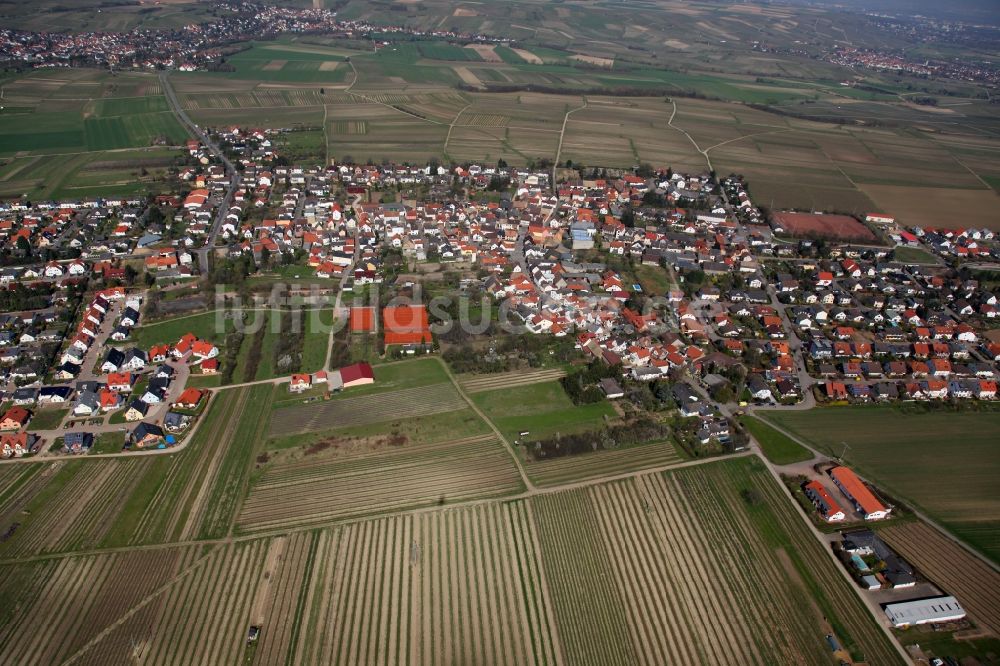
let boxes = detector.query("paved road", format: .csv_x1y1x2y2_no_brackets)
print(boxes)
159,71,241,275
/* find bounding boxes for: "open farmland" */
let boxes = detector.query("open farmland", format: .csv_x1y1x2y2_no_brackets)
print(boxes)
860,184,1000,231
238,433,524,532
0,454,906,664
0,546,202,665
532,458,903,665
881,522,1000,637
269,382,467,437
296,503,561,666
764,407,1000,564
771,212,878,242
524,441,683,487
458,368,567,393
472,380,616,443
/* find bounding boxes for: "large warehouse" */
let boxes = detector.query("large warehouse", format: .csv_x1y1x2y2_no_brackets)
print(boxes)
884,596,966,628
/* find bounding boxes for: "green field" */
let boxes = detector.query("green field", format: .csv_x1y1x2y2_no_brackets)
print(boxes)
763,406,1000,564
28,408,69,431
130,309,234,349
742,415,814,465
472,380,616,443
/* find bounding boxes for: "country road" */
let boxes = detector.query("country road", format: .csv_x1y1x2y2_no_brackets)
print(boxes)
159,71,242,275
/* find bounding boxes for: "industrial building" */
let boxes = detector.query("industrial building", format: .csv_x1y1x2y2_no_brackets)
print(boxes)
884,596,966,628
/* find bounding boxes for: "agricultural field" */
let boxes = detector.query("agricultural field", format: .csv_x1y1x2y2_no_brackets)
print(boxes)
160,37,1000,221
197,42,352,84
458,368,567,394
880,522,1000,638
238,433,524,532
532,457,902,665
269,381,468,437
0,449,905,666
471,380,616,443
741,416,814,465
0,386,263,557
524,441,683,487
764,406,1000,564
0,148,181,201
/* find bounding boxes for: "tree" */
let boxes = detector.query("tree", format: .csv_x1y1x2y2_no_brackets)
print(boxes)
259,247,271,270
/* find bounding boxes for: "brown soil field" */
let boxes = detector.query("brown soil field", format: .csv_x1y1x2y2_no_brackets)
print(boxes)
453,66,484,88
453,7,478,17
860,184,1000,230
772,211,877,241
465,44,502,62
262,60,287,71
318,61,340,72
570,54,614,68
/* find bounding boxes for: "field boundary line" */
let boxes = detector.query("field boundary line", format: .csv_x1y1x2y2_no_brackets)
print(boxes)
552,97,588,186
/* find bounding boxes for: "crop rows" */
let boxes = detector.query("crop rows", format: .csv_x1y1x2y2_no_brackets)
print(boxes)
268,382,466,436
0,546,197,665
881,522,1000,636
237,435,523,531
526,441,681,487
0,459,148,556
330,120,368,135
131,389,244,545
297,503,561,665
124,541,269,665
725,461,905,665
532,461,904,665
182,90,322,110
460,368,567,393
461,113,510,127
250,533,316,665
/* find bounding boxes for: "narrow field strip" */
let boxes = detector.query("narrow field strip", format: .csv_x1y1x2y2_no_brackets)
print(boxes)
237,437,523,532
269,383,466,436
459,369,567,393
525,441,681,487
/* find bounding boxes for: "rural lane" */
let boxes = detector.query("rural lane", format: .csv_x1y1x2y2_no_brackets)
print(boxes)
159,71,242,275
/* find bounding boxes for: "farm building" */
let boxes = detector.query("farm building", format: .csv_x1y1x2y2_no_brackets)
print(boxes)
884,596,965,628
599,378,624,399
383,305,432,346
829,466,890,520
340,362,374,389
803,480,846,522
350,306,376,333
842,529,916,588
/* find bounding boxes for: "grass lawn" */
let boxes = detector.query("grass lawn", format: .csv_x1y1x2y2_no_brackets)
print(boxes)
91,432,124,454
300,308,335,374
131,309,236,349
764,406,1000,564
891,246,939,265
632,264,673,295
742,415,814,465
29,408,69,430
473,380,616,443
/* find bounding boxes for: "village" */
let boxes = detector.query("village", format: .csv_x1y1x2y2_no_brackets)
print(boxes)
0,120,999,464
